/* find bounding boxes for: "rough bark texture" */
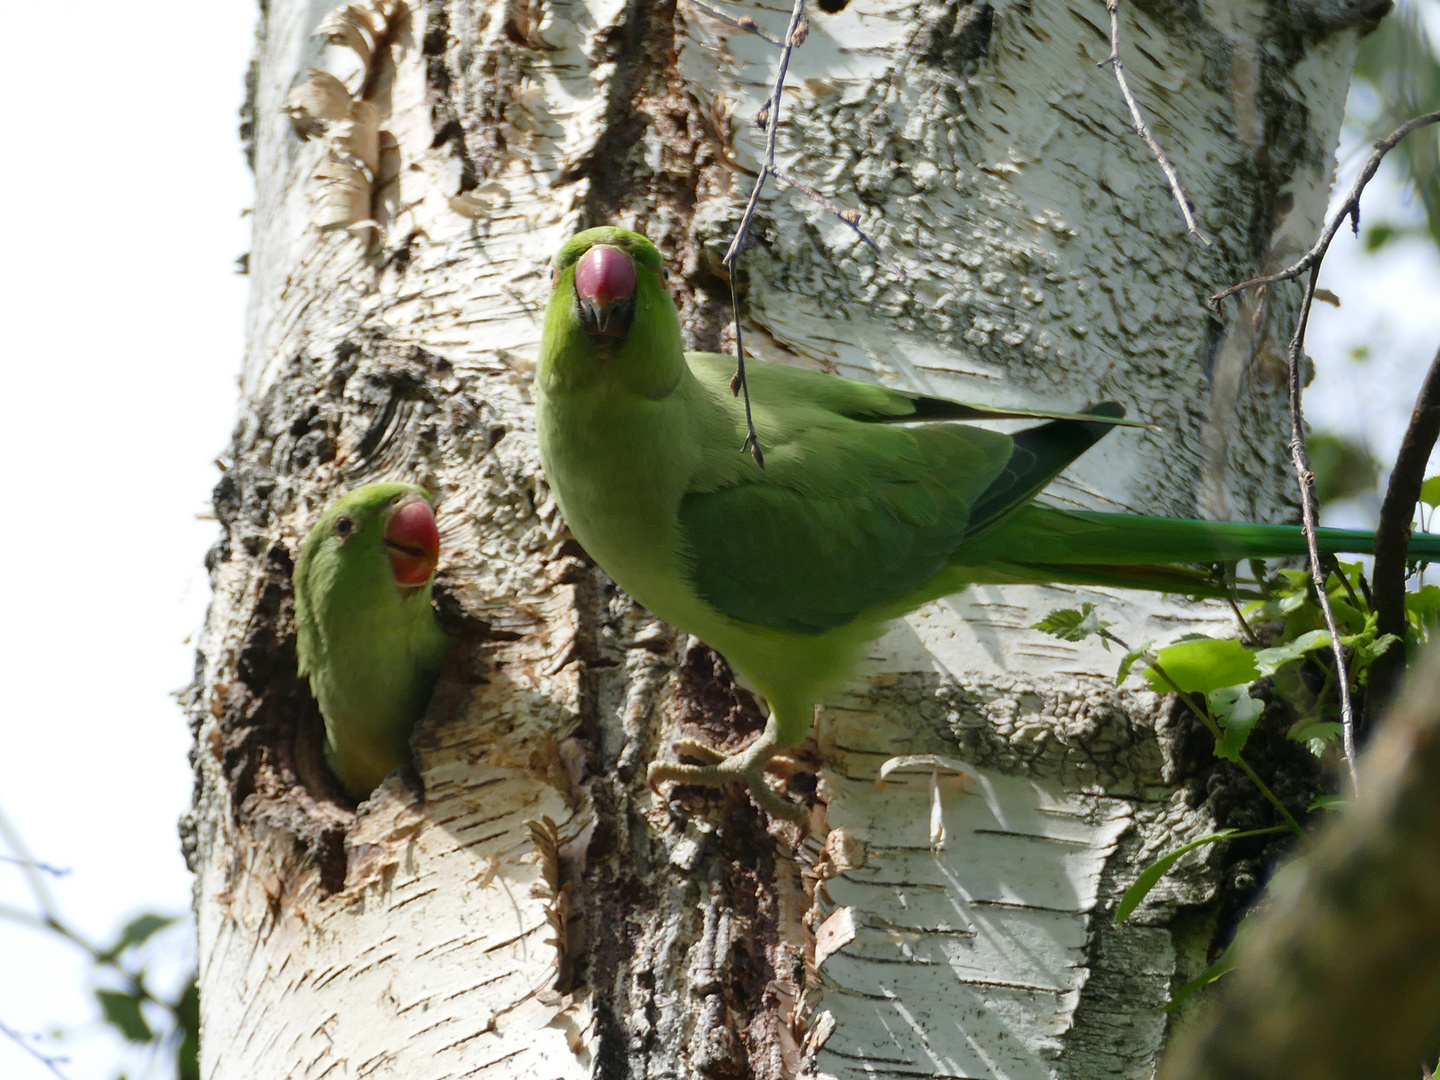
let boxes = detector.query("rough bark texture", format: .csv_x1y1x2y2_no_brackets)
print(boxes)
187,0,1377,1076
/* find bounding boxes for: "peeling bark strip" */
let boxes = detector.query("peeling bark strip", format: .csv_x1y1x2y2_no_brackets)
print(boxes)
195,0,1366,1075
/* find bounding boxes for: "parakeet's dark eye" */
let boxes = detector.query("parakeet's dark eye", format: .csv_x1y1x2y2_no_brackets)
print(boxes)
334,516,353,538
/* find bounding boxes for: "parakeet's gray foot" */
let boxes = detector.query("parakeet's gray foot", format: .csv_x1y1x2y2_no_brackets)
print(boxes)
648,717,807,821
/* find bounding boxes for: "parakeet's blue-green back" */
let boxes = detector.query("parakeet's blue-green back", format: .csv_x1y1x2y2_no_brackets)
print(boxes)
294,483,449,798
534,226,1440,818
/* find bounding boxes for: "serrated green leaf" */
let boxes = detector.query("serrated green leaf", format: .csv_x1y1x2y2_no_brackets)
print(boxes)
1145,637,1259,694
97,989,153,1042
1115,830,1241,924
1032,603,1110,643
1163,942,1240,1013
1350,632,1401,667
1289,720,1343,757
1253,629,1331,677
1210,686,1264,761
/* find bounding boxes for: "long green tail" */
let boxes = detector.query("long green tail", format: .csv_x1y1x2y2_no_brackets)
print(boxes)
951,505,1440,595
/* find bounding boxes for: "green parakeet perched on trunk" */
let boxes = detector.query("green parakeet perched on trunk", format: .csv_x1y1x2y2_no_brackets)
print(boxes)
534,226,1440,819
294,483,449,799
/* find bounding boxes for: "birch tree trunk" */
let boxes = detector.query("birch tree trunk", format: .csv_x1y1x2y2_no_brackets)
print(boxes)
187,0,1383,1076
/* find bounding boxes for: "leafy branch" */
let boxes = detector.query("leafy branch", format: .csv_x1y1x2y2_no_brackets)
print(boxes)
0,806,198,1080
1034,603,1306,837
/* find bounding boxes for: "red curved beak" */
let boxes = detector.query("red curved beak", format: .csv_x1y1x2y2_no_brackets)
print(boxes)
574,244,637,339
384,497,440,587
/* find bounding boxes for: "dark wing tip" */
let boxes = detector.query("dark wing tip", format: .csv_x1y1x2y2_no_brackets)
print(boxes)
1082,401,1126,420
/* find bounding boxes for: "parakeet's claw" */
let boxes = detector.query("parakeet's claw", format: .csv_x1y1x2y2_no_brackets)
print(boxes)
667,738,727,766
648,720,808,821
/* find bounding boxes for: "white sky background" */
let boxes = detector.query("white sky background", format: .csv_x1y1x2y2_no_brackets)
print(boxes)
0,2,1436,1079
0,1,254,1078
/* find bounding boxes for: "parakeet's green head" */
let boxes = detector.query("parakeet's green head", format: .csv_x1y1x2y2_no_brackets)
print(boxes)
294,483,442,637
538,227,684,399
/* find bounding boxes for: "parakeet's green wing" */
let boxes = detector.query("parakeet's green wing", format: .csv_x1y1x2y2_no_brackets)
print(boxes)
686,354,1149,427
678,362,1128,636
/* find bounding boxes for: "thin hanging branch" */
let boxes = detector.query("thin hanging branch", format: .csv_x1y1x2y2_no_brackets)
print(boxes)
690,0,905,466
688,0,784,45
1210,111,1440,309
1284,264,1360,792
1098,0,1209,245
1366,341,1440,727
0,1019,70,1080
1211,112,1440,792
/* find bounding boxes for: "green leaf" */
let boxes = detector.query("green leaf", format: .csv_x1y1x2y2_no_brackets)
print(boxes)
1210,686,1264,761
1032,603,1111,643
1407,585,1440,623
1253,629,1331,677
99,913,177,961
1308,433,1380,503
1163,942,1240,1013
1289,719,1343,757
97,989,153,1042
1115,830,1241,924
1362,222,1399,253
1308,794,1350,813
1145,637,1259,694
174,980,200,1080
1114,642,1154,687
1349,632,1400,667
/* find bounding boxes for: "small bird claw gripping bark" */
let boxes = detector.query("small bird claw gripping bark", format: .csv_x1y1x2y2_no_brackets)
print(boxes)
647,717,808,821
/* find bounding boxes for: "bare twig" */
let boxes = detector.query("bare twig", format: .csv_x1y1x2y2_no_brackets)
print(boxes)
1209,111,1440,310
728,258,763,468
772,169,909,280
689,0,784,44
0,854,70,877
0,805,60,922
701,0,904,466
1285,265,1360,791
1098,0,1209,245
1366,341,1440,728
716,0,810,467
0,1019,69,1079
1209,112,1440,791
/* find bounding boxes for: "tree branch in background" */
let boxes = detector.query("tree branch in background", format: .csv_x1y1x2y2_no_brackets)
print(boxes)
1159,646,1440,1080
0,1017,70,1079
1210,112,1440,791
1366,341,1440,728
1098,0,1208,245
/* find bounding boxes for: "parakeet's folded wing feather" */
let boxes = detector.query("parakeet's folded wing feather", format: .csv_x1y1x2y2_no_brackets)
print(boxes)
679,360,1128,635
687,355,1149,427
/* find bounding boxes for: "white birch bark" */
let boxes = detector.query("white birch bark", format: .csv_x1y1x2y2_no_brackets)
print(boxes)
188,0,1379,1076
